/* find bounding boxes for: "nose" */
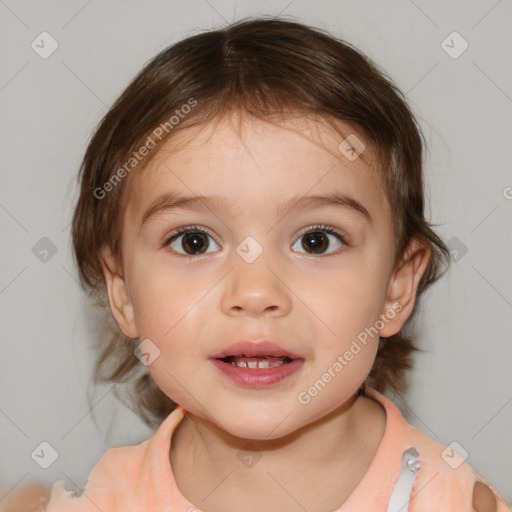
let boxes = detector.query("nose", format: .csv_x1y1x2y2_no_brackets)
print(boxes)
221,248,292,317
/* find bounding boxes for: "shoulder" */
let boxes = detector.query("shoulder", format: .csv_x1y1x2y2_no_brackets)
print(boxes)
41,442,150,511
89,441,150,478
404,422,510,511
364,388,510,511
41,408,183,512
0,482,51,512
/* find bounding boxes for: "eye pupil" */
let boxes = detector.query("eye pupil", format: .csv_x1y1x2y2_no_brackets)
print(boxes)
302,231,328,254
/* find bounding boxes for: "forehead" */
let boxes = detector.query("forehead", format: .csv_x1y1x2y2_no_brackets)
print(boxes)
124,112,389,224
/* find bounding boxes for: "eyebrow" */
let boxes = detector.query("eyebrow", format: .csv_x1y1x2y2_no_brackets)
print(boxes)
141,191,372,226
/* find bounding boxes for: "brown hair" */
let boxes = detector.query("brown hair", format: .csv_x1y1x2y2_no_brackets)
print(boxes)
72,15,450,429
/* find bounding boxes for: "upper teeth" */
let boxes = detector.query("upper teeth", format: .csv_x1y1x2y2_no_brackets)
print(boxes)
227,356,288,368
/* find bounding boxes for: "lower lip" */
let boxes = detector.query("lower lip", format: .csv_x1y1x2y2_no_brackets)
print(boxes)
209,358,304,388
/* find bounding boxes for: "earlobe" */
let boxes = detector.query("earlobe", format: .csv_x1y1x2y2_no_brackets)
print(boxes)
99,246,138,339
379,239,432,338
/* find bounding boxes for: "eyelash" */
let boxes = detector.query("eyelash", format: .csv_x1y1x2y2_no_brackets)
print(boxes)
162,224,347,259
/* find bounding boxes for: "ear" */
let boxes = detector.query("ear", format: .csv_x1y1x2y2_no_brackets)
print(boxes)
379,239,432,338
99,246,138,339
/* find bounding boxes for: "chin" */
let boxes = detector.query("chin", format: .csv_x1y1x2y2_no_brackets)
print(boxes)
210,405,302,441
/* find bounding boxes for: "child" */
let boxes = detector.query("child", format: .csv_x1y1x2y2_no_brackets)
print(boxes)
38,15,509,512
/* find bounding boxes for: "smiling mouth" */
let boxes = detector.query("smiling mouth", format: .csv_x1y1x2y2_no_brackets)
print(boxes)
219,355,293,369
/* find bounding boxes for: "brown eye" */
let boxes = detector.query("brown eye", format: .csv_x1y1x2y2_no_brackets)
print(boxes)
292,226,346,256
166,226,220,256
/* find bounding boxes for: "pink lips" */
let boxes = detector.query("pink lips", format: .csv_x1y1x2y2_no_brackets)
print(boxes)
209,340,304,388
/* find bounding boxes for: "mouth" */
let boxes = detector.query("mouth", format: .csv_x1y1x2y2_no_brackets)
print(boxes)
209,340,304,387
218,355,294,369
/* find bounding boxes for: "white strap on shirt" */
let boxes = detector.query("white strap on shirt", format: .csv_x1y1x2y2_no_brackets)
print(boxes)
386,447,421,512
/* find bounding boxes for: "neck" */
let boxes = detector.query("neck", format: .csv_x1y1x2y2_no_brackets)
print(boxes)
169,389,387,508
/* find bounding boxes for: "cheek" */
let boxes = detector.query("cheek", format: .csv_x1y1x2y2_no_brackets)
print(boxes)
127,253,191,335
322,254,391,333
128,265,213,362
307,249,391,384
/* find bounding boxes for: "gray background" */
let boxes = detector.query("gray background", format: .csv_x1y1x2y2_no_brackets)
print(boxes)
1,0,511,505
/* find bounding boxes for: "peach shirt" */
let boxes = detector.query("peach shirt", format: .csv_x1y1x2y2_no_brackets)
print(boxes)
42,387,511,511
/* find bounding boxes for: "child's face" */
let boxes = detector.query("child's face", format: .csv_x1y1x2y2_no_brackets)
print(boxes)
102,111,426,439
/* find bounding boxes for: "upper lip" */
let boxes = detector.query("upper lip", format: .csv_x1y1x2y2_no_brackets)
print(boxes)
210,340,302,360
